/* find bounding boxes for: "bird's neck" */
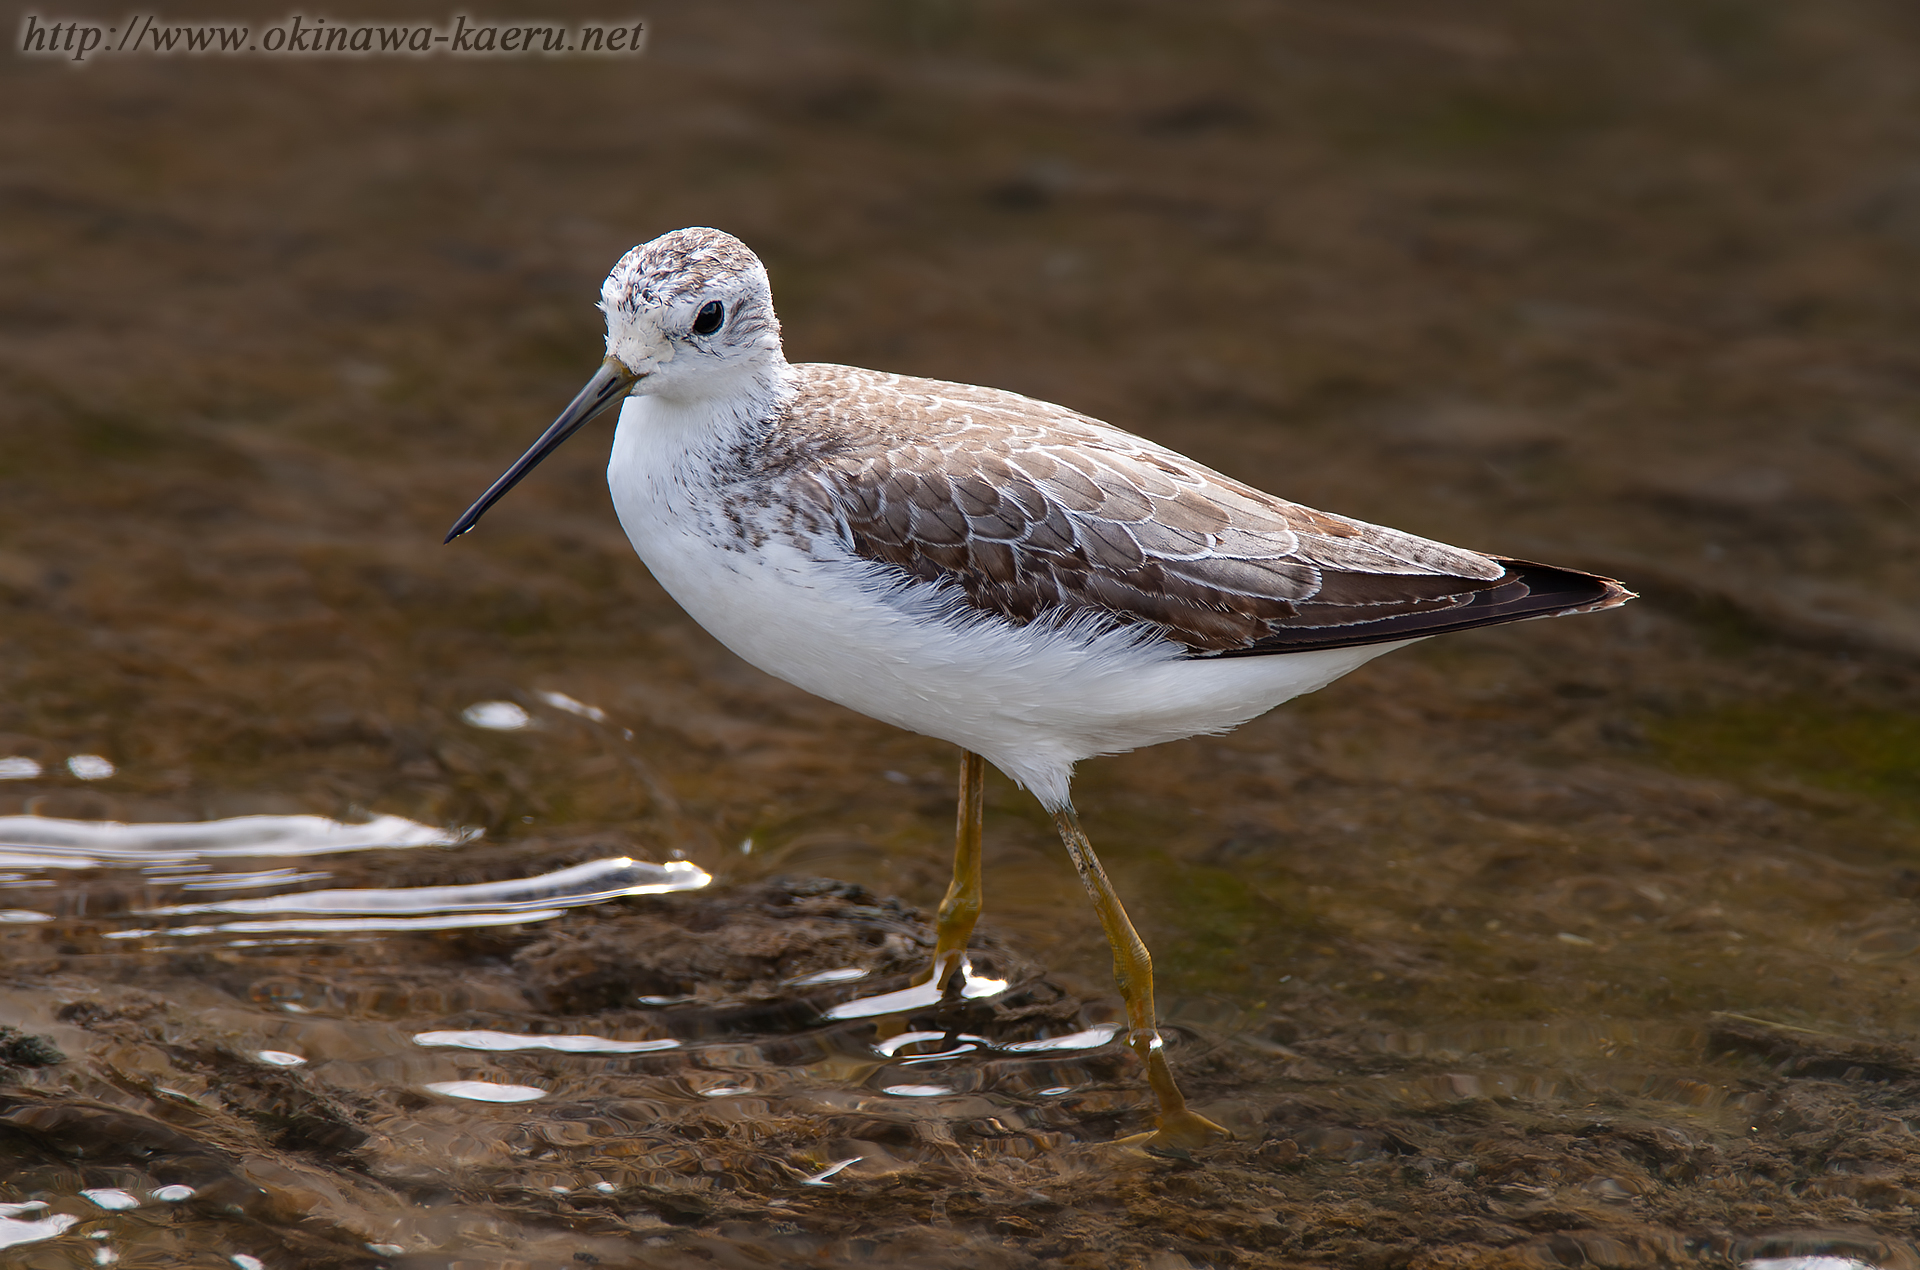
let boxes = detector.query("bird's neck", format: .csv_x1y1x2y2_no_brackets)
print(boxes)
650,356,791,422
624,359,798,462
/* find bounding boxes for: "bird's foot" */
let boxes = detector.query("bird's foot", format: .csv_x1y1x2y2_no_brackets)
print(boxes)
1111,1033,1228,1154
1113,1106,1230,1156
911,950,966,997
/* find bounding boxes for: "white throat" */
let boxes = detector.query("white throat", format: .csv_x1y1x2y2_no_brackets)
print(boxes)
628,359,794,443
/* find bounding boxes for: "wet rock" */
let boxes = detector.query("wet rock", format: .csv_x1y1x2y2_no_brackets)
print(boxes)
0,1027,64,1074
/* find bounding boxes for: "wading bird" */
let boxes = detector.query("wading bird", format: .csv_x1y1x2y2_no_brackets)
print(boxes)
448,228,1631,1148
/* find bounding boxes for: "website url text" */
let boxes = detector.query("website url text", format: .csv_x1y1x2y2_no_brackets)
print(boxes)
19,14,647,62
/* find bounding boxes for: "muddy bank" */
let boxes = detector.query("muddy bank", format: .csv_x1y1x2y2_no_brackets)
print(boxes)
5,867,1920,1268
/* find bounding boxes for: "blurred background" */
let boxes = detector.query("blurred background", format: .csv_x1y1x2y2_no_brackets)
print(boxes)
3,1,1920,1266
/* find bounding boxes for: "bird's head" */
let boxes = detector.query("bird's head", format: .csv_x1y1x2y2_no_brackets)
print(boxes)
445,227,784,541
599,227,784,401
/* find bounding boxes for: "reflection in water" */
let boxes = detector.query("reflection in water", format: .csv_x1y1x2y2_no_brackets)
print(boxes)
66,754,114,780
423,1080,548,1102
0,812,468,865
1002,1025,1121,1053
175,866,332,891
822,965,1012,1020
106,909,572,938
99,855,709,937
0,1206,79,1251
461,700,531,730
536,690,608,722
0,813,713,940
414,1030,682,1054
799,1157,862,1186
869,1026,1120,1063
872,1030,990,1058
784,966,869,986
144,855,708,916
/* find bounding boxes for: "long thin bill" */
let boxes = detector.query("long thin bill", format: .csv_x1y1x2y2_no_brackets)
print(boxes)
444,357,637,542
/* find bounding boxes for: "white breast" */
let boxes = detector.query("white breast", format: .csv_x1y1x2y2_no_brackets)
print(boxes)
606,396,1410,809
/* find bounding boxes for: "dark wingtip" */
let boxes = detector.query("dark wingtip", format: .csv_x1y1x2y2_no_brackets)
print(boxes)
1594,576,1638,610
1213,557,1636,658
1482,557,1635,614
1498,559,1636,617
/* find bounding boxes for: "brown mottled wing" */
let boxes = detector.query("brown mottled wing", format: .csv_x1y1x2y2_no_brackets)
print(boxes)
793,368,1631,656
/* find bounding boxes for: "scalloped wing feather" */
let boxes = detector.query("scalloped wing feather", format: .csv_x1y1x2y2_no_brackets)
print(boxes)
778,366,1629,655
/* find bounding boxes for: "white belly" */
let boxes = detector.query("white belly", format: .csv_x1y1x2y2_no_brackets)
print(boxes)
608,401,1409,808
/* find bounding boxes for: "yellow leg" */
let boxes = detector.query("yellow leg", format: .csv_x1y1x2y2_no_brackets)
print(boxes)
917,750,987,994
1051,805,1226,1151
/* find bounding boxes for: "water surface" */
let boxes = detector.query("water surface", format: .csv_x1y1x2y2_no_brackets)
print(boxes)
4,1,1920,1265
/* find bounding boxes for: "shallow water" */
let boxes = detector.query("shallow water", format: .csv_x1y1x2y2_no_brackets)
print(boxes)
6,1,1920,1265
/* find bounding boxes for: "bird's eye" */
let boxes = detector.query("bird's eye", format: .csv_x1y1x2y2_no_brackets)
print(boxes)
691,300,725,336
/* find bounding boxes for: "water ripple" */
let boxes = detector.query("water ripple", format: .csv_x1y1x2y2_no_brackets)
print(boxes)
142,856,707,916
0,812,469,867
414,1030,682,1055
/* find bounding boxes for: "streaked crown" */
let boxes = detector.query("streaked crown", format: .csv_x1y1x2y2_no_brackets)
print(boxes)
598,228,784,399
